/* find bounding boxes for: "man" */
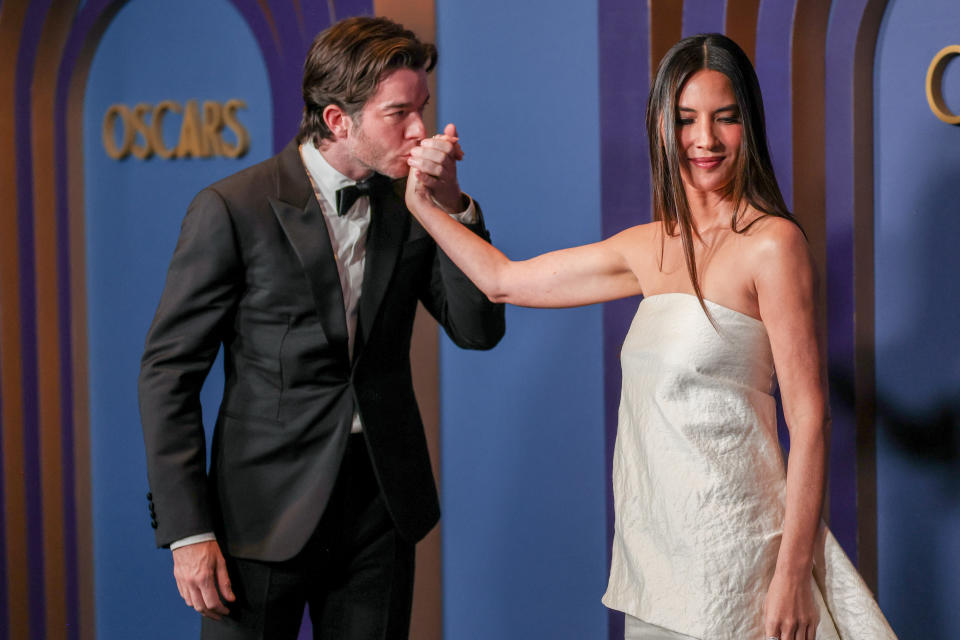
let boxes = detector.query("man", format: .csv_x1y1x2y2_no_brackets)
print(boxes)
138,16,504,639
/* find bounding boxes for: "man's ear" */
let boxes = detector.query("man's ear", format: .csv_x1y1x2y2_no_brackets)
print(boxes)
322,104,352,139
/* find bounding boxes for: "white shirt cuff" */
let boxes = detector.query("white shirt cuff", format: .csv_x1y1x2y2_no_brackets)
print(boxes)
170,532,217,550
433,194,477,225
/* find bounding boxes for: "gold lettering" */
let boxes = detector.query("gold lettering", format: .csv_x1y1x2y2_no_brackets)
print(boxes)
104,99,250,159
926,45,960,125
102,104,133,159
201,101,224,157
221,99,250,159
176,99,204,158
149,100,181,160
130,103,154,159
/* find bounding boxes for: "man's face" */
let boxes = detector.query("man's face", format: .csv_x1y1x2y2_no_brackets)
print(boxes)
343,67,429,179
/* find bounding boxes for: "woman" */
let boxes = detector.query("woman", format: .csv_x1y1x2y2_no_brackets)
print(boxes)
405,34,895,640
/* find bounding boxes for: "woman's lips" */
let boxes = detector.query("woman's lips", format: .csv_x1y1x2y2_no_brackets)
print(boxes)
689,156,723,168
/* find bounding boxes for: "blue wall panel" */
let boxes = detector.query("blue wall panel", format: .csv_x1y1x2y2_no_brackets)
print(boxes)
874,0,960,635
83,1,272,636
436,2,609,638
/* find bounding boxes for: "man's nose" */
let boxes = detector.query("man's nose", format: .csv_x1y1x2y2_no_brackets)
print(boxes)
407,113,426,139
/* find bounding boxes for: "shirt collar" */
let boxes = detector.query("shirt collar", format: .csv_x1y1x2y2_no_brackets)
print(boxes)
299,142,363,214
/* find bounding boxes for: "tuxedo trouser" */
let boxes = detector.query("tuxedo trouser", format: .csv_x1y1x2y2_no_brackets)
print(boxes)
624,615,700,640
202,433,416,640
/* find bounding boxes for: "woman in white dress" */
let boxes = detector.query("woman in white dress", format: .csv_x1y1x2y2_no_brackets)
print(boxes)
404,34,895,640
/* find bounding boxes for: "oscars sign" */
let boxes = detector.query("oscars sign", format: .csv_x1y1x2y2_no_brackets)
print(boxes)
102,98,250,159
926,45,960,125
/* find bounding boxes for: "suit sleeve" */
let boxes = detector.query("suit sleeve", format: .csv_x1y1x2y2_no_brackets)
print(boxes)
418,199,506,350
138,188,243,547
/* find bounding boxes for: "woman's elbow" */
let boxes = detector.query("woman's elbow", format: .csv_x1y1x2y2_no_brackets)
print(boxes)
480,265,516,305
792,417,831,451
487,289,511,305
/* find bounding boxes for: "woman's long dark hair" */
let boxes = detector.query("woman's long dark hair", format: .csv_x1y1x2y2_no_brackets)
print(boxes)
646,33,799,319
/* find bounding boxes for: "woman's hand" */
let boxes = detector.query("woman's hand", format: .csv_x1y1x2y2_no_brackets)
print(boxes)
406,123,464,214
404,160,435,221
763,568,818,640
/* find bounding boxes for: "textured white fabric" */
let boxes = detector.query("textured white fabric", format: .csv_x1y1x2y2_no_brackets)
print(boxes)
602,293,896,639
625,614,698,639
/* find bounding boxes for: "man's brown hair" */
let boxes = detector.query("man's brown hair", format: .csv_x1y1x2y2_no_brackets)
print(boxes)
297,16,437,146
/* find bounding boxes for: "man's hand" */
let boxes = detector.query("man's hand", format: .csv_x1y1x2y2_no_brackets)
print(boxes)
172,540,235,620
407,123,465,213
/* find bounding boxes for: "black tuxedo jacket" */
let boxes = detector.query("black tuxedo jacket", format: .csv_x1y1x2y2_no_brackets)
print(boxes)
138,140,504,561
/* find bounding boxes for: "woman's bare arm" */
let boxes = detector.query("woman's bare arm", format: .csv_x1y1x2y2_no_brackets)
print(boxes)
404,167,644,308
754,218,828,640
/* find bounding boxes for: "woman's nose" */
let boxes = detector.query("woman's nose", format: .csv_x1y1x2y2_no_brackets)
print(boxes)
693,119,719,148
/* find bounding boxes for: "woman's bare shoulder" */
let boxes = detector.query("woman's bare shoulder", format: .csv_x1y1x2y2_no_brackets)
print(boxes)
609,220,661,242
740,213,816,296
741,213,807,254
603,221,662,261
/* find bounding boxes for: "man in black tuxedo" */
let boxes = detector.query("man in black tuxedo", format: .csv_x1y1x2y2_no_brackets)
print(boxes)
138,16,504,639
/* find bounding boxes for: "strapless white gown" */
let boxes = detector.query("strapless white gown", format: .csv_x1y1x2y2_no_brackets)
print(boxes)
601,293,896,639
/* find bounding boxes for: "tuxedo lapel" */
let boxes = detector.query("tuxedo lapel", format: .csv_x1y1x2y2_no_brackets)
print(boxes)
269,141,350,365
358,178,408,351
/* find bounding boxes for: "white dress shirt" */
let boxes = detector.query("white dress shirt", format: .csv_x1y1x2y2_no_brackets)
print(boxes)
171,143,476,551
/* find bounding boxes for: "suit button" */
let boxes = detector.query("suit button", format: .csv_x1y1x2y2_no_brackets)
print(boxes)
151,519,158,529
146,492,152,500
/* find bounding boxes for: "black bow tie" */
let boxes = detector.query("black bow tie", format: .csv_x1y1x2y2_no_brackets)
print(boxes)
335,174,390,216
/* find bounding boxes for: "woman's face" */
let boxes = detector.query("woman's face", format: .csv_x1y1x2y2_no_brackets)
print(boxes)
674,69,742,197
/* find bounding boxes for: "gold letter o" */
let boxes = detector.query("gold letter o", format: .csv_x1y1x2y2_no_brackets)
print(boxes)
102,104,133,159
926,45,960,125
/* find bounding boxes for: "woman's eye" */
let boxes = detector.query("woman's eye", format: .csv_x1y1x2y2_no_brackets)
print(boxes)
677,118,694,126
718,116,741,124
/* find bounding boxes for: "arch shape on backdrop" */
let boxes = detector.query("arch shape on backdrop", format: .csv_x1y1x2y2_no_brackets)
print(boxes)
823,0,890,592
598,0,889,637
1,0,916,637
873,0,960,634
1,1,387,638
83,1,274,637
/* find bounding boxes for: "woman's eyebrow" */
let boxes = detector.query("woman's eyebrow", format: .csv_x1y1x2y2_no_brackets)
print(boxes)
677,104,738,113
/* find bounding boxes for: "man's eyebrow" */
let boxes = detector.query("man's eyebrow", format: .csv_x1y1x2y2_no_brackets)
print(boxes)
380,101,413,110
378,96,430,111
